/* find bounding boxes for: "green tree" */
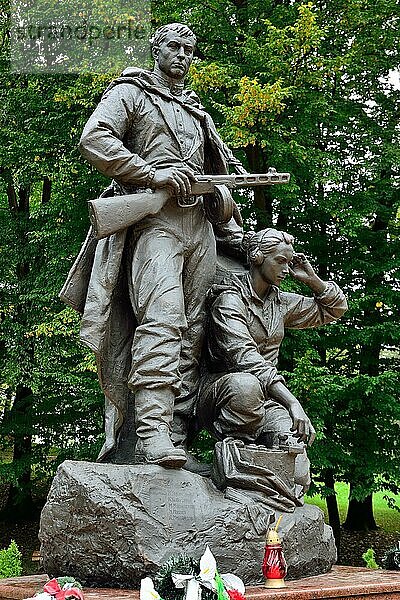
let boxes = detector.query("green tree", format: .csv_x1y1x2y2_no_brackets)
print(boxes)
0,0,398,540
0,1,119,515
152,0,400,535
0,540,22,577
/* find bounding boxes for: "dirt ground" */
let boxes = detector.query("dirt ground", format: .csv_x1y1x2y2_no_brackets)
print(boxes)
338,529,399,568
0,520,41,576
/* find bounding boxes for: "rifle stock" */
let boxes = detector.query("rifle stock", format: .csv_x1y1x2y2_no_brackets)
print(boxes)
88,188,170,239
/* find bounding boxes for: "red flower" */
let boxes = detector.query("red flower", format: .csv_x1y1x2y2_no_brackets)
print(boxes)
43,579,84,600
227,590,245,600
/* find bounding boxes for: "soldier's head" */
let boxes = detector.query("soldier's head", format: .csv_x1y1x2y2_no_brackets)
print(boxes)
151,23,196,80
242,228,294,287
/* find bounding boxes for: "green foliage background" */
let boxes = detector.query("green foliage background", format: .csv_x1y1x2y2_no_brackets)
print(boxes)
0,0,399,528
0,540,22,577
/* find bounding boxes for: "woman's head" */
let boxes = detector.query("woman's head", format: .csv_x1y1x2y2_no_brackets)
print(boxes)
242,228,294,287
242,228,294,263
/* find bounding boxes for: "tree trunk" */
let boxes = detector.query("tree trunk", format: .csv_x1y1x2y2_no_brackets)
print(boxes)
324,469,341,556
245,145,273,225
343,200,387,533
2,385,35,519
41,176,52,204
1,182,35,519
6,182,18,212
0,168,18,212
343,490,378,531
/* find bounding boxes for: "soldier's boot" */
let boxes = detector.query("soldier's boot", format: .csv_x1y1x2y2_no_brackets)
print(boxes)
134,388,187,469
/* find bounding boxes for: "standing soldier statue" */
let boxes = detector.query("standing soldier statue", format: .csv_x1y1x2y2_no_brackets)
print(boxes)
60,23,248,468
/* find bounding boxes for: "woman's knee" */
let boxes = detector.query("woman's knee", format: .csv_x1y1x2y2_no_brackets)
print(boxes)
224,373,262,398
217,373,264,415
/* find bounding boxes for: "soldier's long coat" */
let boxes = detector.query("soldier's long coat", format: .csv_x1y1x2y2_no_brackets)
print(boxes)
60,68,242,459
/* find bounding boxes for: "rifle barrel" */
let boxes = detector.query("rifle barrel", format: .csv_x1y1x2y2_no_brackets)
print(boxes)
191,172,290,195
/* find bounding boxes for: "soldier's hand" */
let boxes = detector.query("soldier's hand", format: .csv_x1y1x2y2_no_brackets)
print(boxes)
289,402,316,446
152,167,195,200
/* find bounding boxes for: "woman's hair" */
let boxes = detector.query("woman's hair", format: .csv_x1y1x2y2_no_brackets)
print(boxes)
242,228,294,265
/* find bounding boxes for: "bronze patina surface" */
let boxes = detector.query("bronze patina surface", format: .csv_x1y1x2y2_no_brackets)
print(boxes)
51,23,349,585
60,23,245,467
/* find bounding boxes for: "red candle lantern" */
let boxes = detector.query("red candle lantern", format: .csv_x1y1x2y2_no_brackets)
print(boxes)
262,515,287,588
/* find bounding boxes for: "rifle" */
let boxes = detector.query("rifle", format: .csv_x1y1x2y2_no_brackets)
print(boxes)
88,168,290,239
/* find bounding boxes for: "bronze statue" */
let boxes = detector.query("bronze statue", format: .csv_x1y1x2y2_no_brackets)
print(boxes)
198,228,348,494
60,23,246,468
60,20,346,482
43,25,346,586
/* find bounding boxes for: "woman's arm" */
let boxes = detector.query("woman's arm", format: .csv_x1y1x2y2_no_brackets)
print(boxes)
284,254,348,328
269,381,316,445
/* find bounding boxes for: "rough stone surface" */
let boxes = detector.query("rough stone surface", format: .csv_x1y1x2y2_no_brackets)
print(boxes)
39,461,336,588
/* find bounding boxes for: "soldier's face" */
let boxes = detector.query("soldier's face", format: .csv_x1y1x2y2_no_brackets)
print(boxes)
153,31,195,80
259,243,294,287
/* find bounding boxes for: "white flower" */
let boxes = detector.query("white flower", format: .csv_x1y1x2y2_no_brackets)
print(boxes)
140,577,161,600
199,546,217,583
24,593,53,600
200,547,245,596
172,574,201,600
171,547,245,600
222,573,245,595
35,594,53,600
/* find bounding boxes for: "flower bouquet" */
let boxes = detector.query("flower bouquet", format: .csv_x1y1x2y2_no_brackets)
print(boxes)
24,577,84,600
141,547,245,600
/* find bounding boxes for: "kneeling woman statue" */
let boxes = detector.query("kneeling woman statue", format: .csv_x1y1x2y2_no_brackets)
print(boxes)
198,228,348,497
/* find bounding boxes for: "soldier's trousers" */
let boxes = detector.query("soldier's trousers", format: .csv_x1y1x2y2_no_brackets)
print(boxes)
127,210,216,435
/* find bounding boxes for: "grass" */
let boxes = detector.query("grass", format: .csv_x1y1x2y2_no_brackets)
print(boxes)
305,482,400,532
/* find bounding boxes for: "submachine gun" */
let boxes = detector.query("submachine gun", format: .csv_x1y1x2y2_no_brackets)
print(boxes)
88,168,290,240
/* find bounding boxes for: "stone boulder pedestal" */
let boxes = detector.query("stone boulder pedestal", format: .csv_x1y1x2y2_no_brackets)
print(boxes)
39,461,336,588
